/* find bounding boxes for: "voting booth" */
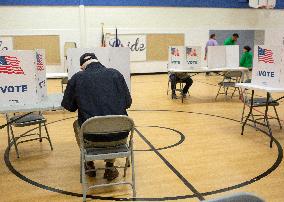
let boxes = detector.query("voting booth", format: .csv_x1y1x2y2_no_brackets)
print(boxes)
67,47,131,89
252,45,284,88
0,50,47,106
207,45,239,69
168,46,201,70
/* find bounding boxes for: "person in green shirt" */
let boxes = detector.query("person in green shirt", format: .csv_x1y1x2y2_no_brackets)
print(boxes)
224,33,239,45
240,46,253,69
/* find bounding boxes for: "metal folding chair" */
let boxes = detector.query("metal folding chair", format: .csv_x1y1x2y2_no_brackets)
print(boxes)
6,112,53,158
79,115,136,201
241,92,282,130
215,71,243,100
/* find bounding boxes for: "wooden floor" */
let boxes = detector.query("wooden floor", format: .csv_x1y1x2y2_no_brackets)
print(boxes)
0,74,284,202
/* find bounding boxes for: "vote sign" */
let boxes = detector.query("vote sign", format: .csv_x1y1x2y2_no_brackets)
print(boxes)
168,46,201,70
252,46,284,88
0,50,47,106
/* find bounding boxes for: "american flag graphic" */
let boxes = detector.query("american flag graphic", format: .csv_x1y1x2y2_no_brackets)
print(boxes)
0,56,24,74
258,46,274,64
36,53,44,71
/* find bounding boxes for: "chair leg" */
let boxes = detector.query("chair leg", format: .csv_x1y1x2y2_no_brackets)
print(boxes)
215,86,222,101
131,148,136,197
123,157,129,177
44,123,53,150
10,125,20,158
167,80,170,95
39,123,42,142
273,106,282,129
81,153,87,202
231,87,237,99
241,102,246,123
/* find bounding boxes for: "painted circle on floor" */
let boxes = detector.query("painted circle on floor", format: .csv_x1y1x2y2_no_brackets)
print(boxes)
4,110,283,201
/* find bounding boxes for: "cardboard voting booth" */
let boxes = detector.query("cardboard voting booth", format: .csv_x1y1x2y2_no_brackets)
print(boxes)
67,47,131,89
252,45,284,88
208,45,239,69
0,50,47,106
168,46,201,70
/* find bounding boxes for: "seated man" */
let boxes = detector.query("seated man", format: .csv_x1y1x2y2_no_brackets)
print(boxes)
61,53,132,181
170,73,193,99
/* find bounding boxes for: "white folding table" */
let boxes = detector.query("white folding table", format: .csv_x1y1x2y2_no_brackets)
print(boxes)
236,83,284,147
168,67,249,81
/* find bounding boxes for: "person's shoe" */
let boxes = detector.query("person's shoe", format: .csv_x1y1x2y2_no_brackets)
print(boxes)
104,162,119,181
85,161,96,177
172,93,177,99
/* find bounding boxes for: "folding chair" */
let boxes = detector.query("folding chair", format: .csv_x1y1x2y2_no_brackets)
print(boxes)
6,112,53,158
241,92,282,130
79,115,136,201
61,76,68,92
215,71,242,100
204,192,264,202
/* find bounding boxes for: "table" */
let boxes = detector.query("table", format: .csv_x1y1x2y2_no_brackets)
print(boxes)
168,66,249,81
0,93,63,128
236,83,284,147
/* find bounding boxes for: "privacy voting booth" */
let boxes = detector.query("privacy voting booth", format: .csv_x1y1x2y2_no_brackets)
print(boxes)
252,45,284,88
0,50,47,106
67,47,131,89
168,46,201,70
207,45,239,69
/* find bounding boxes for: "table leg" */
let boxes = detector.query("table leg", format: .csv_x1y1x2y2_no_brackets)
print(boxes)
264,92,273,148
241,90,254,135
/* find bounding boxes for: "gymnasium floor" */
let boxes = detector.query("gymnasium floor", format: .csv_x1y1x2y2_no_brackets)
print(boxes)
0,74,283,202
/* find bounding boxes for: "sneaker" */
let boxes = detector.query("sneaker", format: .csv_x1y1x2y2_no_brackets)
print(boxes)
172,93,177,99
85,161,96,177
104,163,119,181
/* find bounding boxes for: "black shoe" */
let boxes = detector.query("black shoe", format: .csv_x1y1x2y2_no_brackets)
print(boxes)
172,93,177,99
85,161,96,177
104,162,119,181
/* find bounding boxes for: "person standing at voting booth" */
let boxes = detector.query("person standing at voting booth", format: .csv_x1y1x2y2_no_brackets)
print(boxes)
224,33,239,45
204,33,218,60
61,53,132,181
240,46,253,69
240,46,253,80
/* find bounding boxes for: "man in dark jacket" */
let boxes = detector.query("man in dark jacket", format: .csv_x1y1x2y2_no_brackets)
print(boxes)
61,53,132,181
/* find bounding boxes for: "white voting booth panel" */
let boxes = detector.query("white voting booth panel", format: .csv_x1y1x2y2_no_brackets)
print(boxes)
67,47,131,89
207,45,239,69
168,46,201,70
252,45,284,88
35,49,47,99
0,50,47,106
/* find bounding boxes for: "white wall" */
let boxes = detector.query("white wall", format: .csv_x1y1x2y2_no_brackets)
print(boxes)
0,6,283,73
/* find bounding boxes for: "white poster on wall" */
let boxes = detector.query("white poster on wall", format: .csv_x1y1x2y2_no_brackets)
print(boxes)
252,46,283,88
105,34,146,61
0,50,45,106
225,45,239,68
67,47,131,89
0,37,13,51
207,46,226,69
